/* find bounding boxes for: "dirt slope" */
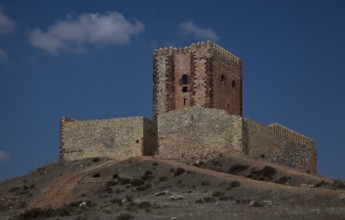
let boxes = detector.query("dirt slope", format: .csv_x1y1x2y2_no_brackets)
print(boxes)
1,155,345,220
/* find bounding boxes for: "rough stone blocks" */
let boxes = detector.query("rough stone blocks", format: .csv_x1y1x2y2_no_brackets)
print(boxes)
157,107,244,161
153,41,242,121
60,116,156,161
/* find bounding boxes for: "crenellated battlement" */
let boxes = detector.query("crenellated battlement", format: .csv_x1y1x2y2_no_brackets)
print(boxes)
153,41,241,64
244,118,267,131
244,118,315,148
268,123,315,148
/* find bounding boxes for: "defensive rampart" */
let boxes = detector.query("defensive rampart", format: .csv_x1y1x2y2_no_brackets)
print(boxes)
243,119,316,172
157,107,244,161
60,116,156,161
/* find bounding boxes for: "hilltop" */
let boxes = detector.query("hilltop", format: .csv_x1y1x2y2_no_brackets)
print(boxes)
1,155,345,220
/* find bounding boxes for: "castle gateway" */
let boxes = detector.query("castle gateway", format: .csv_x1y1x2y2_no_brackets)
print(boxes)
60,41,317,173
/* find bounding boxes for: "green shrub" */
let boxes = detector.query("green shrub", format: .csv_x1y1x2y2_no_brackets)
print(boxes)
117,212,134,220
9,186,21,193
195,197,217,204
111,198,123,206
92,173,100,178
159,176,168,182
119,177,131,185
137,183,152,191
174,168,185,176
212,191,225,197
201,180,210,186
228,164,249,174
141,171,153,181
219,195,234,201
275,176,291,184
106,180,118,187
92,157,100,162
137,201,151,212
227,181,240,189
125,195,133,203
248,166,277,181
333,180,345,189
131,178,145,186
260,166,277,178
203,197,217,203
105,187,113,194
212,160,222,167
195,199,204,204
18,208,55,219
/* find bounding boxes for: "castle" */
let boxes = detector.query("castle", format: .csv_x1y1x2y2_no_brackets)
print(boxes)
59,41,317,173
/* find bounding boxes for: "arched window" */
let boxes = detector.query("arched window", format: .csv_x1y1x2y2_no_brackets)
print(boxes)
181,74,189,84
221,75,225,82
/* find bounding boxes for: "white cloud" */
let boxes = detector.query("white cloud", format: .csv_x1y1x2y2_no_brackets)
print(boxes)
0,48,8,60
0,150,10,163
0,10,15,35
180,21,220,41
28,11,145,55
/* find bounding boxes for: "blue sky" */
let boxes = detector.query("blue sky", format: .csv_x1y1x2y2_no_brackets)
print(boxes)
1,0,344,181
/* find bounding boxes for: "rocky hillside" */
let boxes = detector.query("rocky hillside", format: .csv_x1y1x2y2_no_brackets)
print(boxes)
1,155,345,220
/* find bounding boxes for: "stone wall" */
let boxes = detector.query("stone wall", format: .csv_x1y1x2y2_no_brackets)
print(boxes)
153,41,242,121
153,50,175,121
211,50,242,116
243,119,317,172
174,51,191,109
143,118,158,156
60,116,156,161
157,107,244,161
59,113,316,172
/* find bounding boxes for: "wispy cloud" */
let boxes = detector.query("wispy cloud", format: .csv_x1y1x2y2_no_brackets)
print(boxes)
0,9,15,36
180,21,220,41
28,11,145,55
0,150,10,163
0,48,8,60
0,9,15,60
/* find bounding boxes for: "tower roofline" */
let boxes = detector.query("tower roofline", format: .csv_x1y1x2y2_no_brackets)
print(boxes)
153,41,242,64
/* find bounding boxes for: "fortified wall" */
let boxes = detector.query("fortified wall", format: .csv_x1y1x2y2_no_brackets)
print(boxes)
60,116,157,161
156,108,316,172
157,107,243,161
60,41,317,173
243,119,316,172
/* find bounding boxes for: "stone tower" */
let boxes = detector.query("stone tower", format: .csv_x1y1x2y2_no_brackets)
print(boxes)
153,41,242,120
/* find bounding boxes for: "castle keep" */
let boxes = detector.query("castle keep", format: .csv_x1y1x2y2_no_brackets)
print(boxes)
153,42,242,120
60,41,317,173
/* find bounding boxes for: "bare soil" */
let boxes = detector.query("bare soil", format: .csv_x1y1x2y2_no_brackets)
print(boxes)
1,155,345,220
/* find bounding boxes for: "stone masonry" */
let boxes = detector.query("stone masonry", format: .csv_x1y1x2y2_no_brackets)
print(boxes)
243,119,316,172
60,116,156,161
60,41,317,173
153,41,242,121
157,107,243,161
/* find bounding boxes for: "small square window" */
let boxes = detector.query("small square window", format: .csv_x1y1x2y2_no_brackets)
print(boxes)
182,87,188,93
